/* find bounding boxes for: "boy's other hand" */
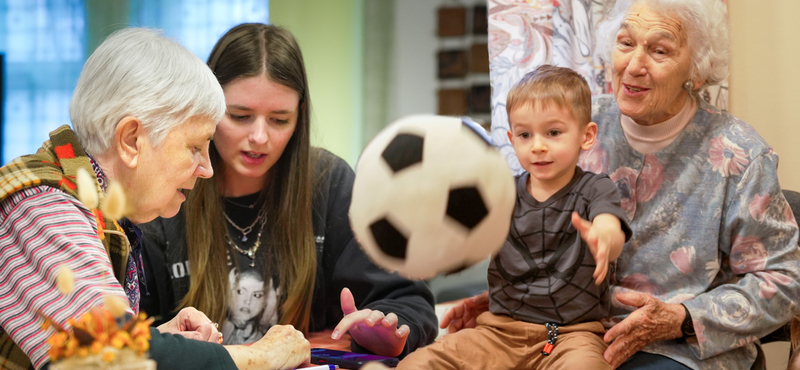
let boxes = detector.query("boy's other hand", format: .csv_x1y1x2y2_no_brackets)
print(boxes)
571,212,625,285
439,291,489,334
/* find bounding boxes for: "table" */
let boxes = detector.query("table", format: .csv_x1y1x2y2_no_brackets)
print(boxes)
299,300,462,369
304,330,397,369
307,330,352,352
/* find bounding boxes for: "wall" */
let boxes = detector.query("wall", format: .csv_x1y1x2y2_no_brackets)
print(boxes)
269,0,479,162
728,4,800,364
389,0,438,122
728,0,800,191
268,0,441,162
269,0,364,165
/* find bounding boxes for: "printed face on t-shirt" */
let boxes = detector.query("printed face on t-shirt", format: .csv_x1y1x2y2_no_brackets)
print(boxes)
230,273,267,323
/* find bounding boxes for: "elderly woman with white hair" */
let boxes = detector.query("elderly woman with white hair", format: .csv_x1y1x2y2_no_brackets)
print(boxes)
440,1,800,369
0,28,308,370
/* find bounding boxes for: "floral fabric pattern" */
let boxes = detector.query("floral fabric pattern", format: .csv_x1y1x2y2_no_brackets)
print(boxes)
577,95,800,370
708,136,749,177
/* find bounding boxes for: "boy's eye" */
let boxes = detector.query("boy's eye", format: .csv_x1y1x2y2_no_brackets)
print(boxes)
548,130,561,137
519,132,531,139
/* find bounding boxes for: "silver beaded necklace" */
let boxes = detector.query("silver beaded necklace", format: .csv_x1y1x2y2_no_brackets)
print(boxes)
225,212,268,267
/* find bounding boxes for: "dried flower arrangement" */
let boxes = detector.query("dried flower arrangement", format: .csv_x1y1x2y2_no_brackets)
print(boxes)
43,253,155,369
43,306,153,368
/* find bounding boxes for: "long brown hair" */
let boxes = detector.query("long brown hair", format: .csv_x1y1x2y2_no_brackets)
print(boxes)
180,23,317,333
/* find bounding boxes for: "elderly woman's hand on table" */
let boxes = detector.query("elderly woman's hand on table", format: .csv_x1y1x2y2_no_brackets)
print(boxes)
331,288,409,358
224,324,310,370
156,307,222,343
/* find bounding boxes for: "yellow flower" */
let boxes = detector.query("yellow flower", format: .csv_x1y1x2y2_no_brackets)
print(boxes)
77,347,89,358
48,346,61,361
91,340,104,354
48,332,67,347
63,338,77,357
110,331,131,349
102,350,116,363
133,336,150,355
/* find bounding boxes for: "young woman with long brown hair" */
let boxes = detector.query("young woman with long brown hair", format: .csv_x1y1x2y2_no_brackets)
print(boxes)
139,23,437,360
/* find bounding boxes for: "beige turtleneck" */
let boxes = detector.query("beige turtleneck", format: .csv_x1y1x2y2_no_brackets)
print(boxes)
619,97,698,154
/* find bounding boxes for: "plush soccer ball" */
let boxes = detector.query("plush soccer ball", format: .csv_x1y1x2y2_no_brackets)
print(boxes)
349,115,516,280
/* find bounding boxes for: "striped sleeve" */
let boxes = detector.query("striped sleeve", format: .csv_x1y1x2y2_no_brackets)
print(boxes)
0,186,129,369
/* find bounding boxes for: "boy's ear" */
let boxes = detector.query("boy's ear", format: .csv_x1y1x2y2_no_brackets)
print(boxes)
581,122,597,151
115,116,145,169
506,129,514,145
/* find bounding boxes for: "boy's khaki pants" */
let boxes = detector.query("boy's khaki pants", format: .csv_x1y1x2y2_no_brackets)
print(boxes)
397,312,610,370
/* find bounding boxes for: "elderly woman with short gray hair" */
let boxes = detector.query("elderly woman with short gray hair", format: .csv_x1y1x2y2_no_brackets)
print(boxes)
440,1,800,369
0,28,309,370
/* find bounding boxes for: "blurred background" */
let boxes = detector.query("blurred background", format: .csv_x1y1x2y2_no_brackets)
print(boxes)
0,0,452,169
1,0,800,192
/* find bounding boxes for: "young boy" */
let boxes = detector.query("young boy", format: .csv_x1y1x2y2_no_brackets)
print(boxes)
397,65,631,369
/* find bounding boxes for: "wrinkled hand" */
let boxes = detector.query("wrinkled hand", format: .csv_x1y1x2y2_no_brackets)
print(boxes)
244,325,310,370
438,290,489,334
603,292,685,368
331,288,408,358
571,212,625,285
157,306,220,343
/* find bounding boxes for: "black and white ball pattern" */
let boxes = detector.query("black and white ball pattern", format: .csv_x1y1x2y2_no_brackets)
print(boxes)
349,115,516,279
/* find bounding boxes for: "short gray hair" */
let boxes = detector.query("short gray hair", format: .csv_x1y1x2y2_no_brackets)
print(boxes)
596,0,729,88
70,28,225,155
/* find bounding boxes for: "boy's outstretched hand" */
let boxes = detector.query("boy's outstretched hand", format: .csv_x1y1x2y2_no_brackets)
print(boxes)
331,288,409,358
571,212,625,285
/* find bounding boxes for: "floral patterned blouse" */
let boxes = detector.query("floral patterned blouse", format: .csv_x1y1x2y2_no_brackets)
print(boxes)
578,95,800,370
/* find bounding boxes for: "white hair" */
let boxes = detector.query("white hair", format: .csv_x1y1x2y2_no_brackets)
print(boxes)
596,0,729,87
69,28,226,155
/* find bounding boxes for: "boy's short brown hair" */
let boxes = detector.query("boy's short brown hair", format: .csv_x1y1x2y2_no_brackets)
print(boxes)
506,64,592,126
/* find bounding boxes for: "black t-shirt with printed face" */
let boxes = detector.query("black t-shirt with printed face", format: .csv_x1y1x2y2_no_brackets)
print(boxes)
222,192,281,345
488,167,631,325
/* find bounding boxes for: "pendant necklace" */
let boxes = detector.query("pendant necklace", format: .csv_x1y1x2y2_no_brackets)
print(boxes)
224,205,266,242
225,213,267,267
